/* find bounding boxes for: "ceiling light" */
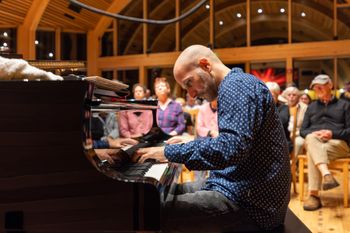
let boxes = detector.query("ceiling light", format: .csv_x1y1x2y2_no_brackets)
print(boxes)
3,32,8,37
219,20,224,26
301,12,306,17
35,40,39,45
257,8,263,14
205,4,210,10
280,8,285,13
3,42,7,47
236,13,242,18
48,52,54,57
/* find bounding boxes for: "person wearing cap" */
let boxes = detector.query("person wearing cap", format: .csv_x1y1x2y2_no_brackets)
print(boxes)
300,74,350,211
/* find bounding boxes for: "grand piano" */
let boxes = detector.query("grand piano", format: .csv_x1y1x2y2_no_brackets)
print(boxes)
0,78,180,233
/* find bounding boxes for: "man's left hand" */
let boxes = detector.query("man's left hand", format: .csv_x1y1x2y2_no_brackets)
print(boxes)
135,146,167,163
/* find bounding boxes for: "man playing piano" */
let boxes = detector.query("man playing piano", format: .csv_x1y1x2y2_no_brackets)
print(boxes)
136,45,291,232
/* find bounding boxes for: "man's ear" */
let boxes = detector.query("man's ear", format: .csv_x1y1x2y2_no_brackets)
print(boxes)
199,57,211,72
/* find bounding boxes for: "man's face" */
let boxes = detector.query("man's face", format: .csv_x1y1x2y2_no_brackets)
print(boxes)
176,68,218,102
134,86,145,100
313,83,332,99
287,92,299,107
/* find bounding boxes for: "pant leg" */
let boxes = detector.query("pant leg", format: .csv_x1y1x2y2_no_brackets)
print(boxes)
294,136,305,158
305,134,324,191
161,189,261,233
323,139,350,161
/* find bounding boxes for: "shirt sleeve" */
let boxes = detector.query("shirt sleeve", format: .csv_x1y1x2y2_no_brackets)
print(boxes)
165,80,270,170
332,101,350,141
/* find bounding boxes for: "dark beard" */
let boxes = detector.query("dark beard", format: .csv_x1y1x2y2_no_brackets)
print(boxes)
197,71,218,101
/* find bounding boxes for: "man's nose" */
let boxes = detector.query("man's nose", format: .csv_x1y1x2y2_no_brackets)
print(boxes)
188,89,197,99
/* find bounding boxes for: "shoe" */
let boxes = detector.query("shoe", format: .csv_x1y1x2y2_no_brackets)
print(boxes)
322,174,340,191
303,195,322,211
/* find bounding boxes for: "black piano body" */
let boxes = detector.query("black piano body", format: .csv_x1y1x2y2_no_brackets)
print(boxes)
0,80,179,232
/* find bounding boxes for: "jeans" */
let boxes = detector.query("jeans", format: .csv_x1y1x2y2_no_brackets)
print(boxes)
161,180,261,233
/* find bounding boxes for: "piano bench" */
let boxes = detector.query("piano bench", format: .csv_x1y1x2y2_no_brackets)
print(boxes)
223,208,311,233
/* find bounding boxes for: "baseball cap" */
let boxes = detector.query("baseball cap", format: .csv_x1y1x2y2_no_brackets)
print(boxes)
309,74,332,89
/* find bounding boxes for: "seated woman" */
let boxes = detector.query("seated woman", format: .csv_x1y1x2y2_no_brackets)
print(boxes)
196,99,218,138
118,83,153,138
154,77,185,136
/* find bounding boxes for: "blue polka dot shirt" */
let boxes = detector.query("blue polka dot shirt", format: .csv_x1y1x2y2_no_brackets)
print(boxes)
165,68,291,230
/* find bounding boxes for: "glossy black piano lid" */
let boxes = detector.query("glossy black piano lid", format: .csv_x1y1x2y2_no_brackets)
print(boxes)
0,80,179,232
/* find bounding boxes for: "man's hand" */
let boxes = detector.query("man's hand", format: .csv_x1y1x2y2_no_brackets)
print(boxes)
210,130,219,138
312,130,332,142
134,146,167,163
166,135,195,144
94,148,119,164
108,137,138,148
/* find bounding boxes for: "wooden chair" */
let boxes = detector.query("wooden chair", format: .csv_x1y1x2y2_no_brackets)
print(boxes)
298,154,350,207
289,109,298,194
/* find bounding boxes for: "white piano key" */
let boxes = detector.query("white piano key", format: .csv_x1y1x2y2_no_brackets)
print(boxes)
144,163,168,181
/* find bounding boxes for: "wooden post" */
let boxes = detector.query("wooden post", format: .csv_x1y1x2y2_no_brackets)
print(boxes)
55,28,61,60
175,0,180,51
286,57,293,85
209,0,214,48
17,0,50,59
143,0,148,54
246,0,251,47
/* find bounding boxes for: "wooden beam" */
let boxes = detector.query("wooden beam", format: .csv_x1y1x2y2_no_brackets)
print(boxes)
55,28,61,60
139,65,147,86
286,57,293,84
336,3,350,8
96,40,350,69
209,0,214,48
113,20,118,56
87,0,131,75
87,31,99,76
246,0,251,47
93,0,131,38
334,0,338,39
288,0,292,43
175,0,180,51
334,57,338,89
17,0,50,59
143,0,148,54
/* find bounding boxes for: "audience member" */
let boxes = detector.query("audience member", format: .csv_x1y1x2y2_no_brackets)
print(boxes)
119,83,153,138
266,82,292,152
300,74,350,211
155,77,185,136
175,97,194,135
340,81,350,102
284,87,308,157
196,99,218,138
299,93,312,105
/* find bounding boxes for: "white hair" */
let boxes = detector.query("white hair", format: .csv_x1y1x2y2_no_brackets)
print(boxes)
265,82,280,95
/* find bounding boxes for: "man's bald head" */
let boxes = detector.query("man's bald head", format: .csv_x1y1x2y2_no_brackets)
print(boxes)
173,45,221,80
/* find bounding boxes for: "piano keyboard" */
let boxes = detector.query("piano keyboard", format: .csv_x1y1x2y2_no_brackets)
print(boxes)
144,163,169,181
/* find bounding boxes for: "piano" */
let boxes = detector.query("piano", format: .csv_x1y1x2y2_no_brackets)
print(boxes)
0,79,180,233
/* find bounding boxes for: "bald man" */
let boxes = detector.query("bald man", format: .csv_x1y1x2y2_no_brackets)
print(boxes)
136,45,291,232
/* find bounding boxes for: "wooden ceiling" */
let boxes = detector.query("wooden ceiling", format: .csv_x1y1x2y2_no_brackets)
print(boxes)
0,0,113,31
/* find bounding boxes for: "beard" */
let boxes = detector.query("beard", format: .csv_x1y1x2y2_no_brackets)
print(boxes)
197,70,218,102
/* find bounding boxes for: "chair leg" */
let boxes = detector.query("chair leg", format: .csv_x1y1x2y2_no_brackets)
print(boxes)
299,158,305,201
343,162,349,208
291,160,297,194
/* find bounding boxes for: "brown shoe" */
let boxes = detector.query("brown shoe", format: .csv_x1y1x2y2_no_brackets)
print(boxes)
322,174,339,191
303,195,322,211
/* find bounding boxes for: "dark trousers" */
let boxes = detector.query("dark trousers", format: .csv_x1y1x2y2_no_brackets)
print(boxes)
161,180,262,233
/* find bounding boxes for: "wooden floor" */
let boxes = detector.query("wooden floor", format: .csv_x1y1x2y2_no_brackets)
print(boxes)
289,173,350,233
